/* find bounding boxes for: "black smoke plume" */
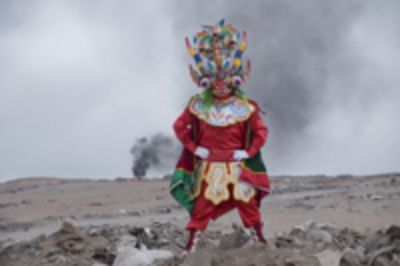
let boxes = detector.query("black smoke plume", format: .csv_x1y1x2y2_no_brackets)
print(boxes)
131,133,179,179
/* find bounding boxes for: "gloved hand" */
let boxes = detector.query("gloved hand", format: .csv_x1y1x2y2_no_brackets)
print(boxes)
233,150,249,161
194,146,210,159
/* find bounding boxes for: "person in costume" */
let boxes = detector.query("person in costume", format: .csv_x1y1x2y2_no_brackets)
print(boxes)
170,20,270,253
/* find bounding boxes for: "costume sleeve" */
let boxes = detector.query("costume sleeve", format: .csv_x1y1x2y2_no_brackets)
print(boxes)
173,107,198,154
246,108,268,158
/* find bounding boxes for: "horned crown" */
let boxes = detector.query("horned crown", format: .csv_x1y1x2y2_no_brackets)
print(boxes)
186,19,251,89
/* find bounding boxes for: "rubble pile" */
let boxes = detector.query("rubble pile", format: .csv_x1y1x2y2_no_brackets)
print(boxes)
273,221,400,266
0,220,399,266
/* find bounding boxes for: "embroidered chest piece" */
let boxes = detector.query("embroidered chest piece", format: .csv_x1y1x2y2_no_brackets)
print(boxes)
189,96,255,127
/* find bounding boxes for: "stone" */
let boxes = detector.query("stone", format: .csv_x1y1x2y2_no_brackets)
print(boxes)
364,232,391,254
116,235,137,253
373,256,394,266
308,229,333,244
92,247,116,265
370,195,384,201
314,250,341,266
59,221,81,235
57,236,85,253
386,225,400,241
218,224,250,250
366,246,396,266
113,247,173,266
339,248,362,266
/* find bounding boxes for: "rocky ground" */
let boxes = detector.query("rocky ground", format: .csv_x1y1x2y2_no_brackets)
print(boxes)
1,220,400,265
0,173,399,265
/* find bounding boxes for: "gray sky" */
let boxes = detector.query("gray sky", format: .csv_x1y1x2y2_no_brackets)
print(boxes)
1,0,399,181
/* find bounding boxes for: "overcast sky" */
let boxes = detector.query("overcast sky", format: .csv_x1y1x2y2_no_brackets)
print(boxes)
1,0,399,181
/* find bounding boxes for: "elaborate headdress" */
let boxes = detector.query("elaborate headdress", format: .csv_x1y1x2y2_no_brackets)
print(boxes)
186,19,251,90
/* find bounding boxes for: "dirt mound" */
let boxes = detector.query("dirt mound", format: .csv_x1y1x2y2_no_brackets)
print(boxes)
1,221,399,266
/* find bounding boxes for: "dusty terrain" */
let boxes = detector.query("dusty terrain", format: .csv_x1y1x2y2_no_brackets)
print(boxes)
0,173,399,265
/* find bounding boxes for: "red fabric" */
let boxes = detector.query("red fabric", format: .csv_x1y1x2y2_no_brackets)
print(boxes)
173,98,269,228
185,229,198,252
174,147,196,172
187,182,262,231
246,102,268,157
173,101,268,161
240,167,270,202
240,167,269,189
173,108,198,154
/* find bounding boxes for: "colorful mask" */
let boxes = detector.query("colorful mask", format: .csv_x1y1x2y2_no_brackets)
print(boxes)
185,19,251,92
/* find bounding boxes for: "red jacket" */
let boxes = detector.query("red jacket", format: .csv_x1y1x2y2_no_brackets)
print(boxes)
173,99,268,161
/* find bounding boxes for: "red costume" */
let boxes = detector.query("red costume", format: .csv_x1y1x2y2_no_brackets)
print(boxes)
170,20,270,253
173,100,267,161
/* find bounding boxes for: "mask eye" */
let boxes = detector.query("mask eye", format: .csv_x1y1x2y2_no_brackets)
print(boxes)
232,75,242,87
199,77,211,89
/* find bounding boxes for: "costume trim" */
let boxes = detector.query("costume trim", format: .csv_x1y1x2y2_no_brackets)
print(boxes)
197,161,256,205
188,95,255,127
170,168,197,213
241,164,268,175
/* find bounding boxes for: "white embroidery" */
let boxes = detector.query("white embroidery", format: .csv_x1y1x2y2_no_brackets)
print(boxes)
189,96,255,127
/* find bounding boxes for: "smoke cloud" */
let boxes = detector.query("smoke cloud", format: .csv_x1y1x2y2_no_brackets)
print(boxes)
0,1,399,180
172,0,400,175
0,1,182,180
131,133,179,179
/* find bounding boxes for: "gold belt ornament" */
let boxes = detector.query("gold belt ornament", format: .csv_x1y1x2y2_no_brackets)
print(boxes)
193,161,256,205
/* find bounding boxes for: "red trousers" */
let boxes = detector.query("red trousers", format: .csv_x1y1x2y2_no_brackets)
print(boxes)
187,181,262,231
